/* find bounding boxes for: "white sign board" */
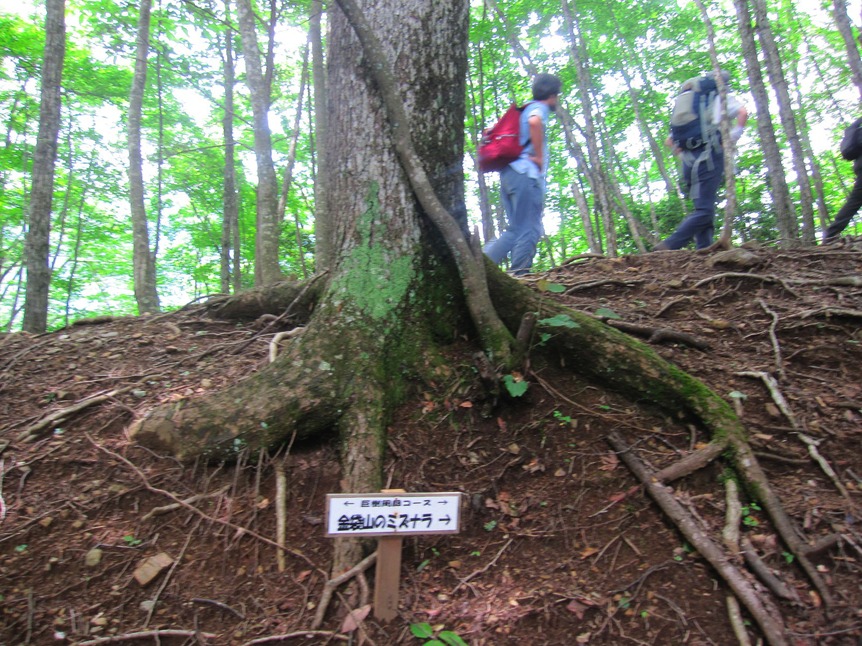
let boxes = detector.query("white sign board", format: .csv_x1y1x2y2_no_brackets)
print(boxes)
325,492,462,537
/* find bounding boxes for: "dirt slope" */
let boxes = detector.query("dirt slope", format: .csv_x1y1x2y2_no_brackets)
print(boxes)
1,242,861,645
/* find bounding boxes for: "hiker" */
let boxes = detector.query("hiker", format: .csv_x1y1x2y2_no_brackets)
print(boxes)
483,73,562,275
823,116,862,244
655,70,748,251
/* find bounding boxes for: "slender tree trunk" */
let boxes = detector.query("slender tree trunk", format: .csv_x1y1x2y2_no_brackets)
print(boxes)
786,46,831,233
237,0,280,285
832,0,862,103
277,46,307,232
691,0,739,247
571,179,599,252
310,0,332,271
128,0,161,314
562,0,617,255
733,0,797,244
751,0,814,245
22,0,65,333
220,10,239,294
467,62,497,245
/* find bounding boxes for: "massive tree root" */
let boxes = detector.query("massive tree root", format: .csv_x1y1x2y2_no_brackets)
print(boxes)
131,265,833,617
488,270,832,608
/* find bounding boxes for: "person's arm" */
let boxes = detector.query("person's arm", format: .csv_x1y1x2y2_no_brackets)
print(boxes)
527,114,544,169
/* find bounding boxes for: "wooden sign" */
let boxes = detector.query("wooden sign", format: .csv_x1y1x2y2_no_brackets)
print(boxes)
325,491,462,622
325,492,461,537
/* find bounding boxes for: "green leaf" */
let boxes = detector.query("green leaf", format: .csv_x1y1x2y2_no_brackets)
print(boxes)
539,314,579,329
595,307,621,319
439,631,469,646
503,374,528,397
536,280,566,293
410,623,435,639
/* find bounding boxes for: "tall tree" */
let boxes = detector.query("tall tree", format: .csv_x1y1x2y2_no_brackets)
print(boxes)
832,0,862,102
22,0,66,333
220,6,241,294
128,0,161,314
561,0,618,255
128,1,824,609
236,0,280,285
733,0,798,243
310,0,332,271
751,0,815,244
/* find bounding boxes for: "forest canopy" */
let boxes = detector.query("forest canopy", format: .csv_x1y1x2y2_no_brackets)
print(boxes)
1,0,861,330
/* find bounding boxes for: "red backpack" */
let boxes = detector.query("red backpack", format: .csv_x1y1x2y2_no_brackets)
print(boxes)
477,103,526,172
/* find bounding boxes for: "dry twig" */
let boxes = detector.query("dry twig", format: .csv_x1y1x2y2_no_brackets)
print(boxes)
311,552,377,629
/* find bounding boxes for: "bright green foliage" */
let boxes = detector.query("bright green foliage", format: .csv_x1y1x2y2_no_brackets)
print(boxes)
1,0,860,328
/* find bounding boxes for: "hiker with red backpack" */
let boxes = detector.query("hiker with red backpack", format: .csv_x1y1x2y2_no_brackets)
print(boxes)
655,70,747,251
481,73,562,275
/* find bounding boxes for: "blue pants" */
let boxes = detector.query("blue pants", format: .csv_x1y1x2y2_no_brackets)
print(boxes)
483,167,544,274
663,148,725,250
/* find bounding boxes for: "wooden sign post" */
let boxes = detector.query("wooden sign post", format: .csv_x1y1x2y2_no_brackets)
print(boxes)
326,490,462,621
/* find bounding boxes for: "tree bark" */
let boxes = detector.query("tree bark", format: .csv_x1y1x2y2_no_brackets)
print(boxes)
733,0,798,244
236,0,280,285
751,0,815,245
23,0,66,333
128,0,161,315
220,4,240,295
561,0,617,255
310,0,332,271
832,0,862,103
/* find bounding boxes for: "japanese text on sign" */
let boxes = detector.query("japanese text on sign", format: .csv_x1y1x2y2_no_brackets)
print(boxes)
325,492,462,537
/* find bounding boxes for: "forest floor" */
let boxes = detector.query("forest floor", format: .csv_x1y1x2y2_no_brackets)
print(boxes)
1,241,862,646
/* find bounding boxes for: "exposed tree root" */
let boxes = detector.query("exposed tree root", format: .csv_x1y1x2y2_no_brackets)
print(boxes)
312,552,377,629
488,272,836,607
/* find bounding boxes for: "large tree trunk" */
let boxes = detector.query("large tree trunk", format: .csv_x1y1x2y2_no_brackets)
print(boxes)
23,0,65,333
133,0,472,576
129,0,810,610
128,0,161,315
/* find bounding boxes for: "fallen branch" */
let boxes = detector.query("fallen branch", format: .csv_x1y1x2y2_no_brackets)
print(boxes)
604,319,710,350
654,440,728,483
608,432,788,646
693,272,799,297
756,299,784,380
191,597,245,619
564,278,645,293
454,537,514,592
17,386,136,442
143,518,199,627
141,485,229,521
740,537,799,602
794,306,862,320
276,461,287,572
